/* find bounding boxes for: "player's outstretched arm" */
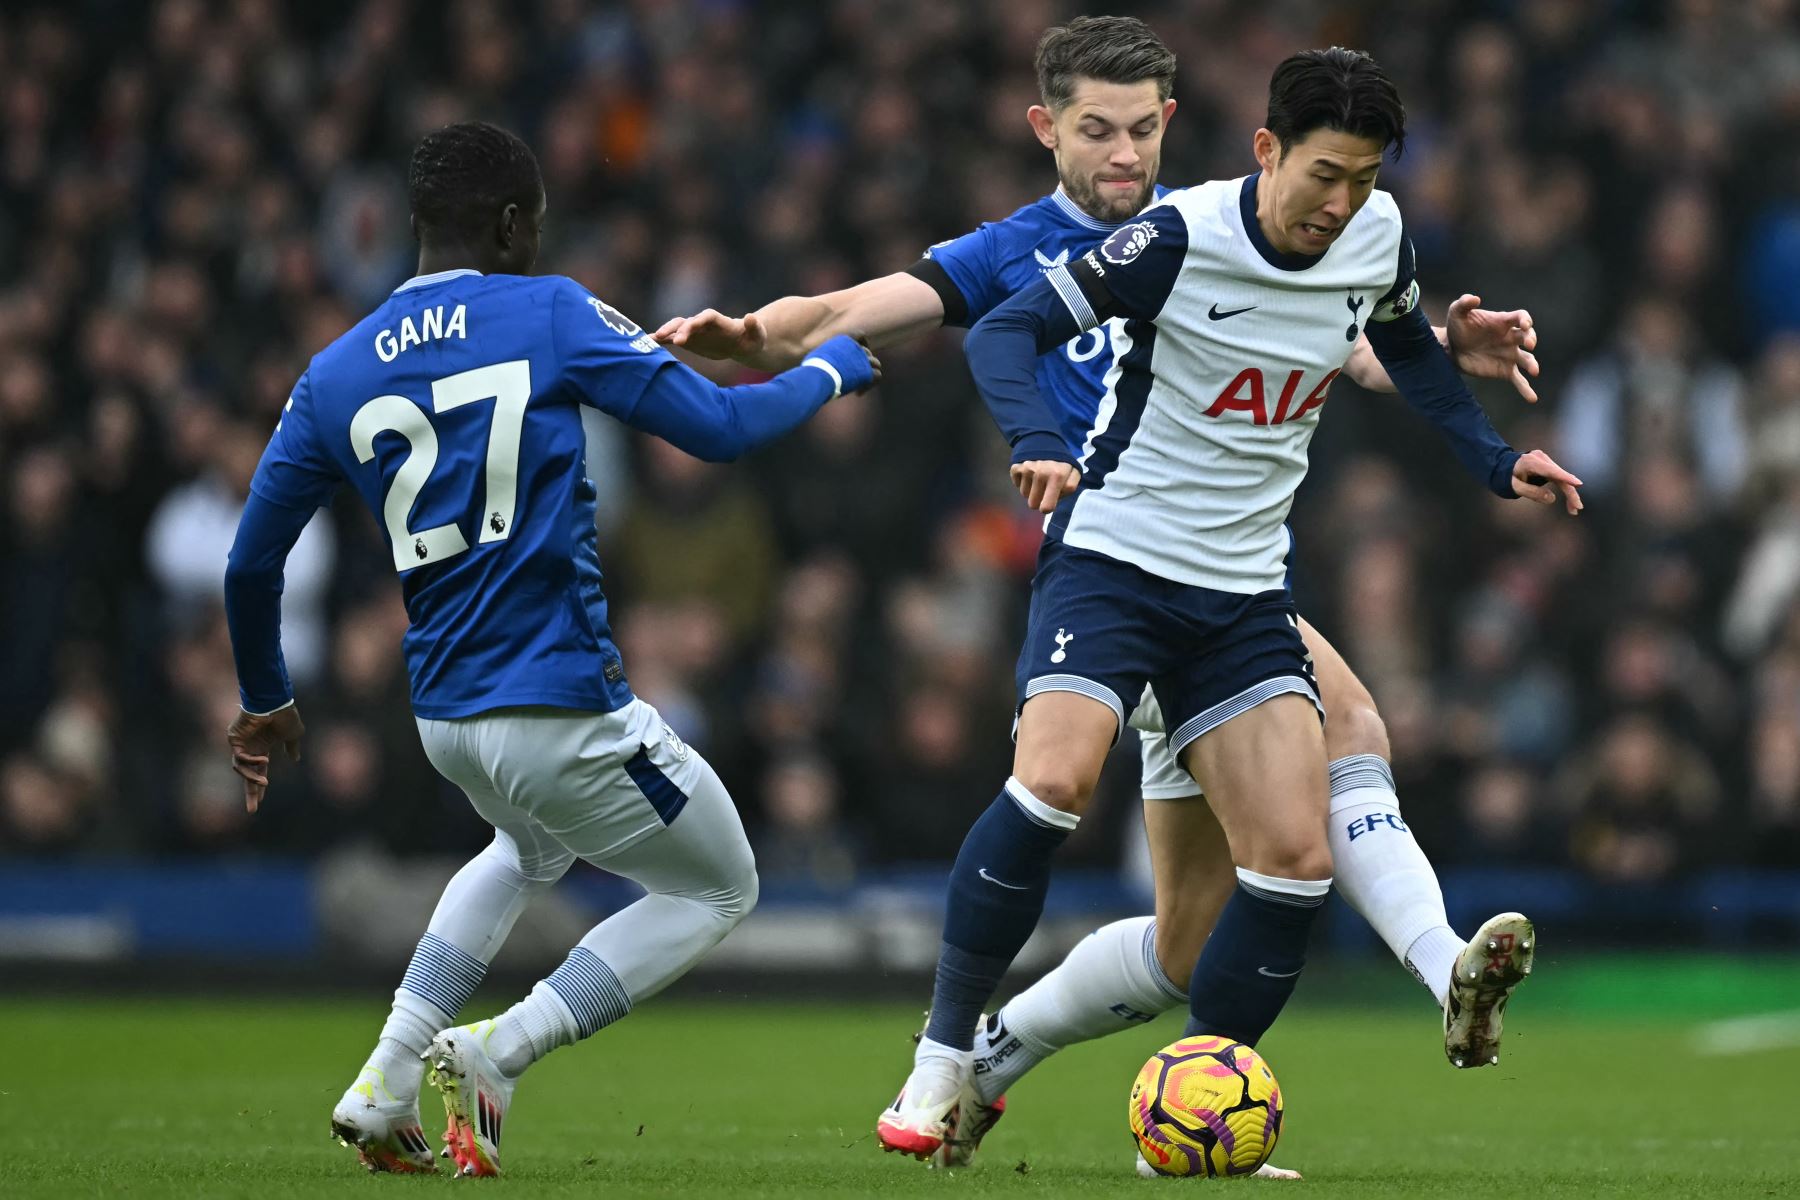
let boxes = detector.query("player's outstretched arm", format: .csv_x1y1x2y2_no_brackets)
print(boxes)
1346,295,1540,401
652,273,946,371
223,490,316,811
618,334,880,461
1363,300,1582,514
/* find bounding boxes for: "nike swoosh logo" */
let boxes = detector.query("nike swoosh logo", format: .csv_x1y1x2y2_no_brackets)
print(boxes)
1208,303,1257,320
978,868,1029,891
1257,966,1302,978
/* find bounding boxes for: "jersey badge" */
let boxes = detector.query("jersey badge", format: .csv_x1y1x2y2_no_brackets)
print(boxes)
1033,247,1070,271
661,720,690,762
1371,279,1420,325
1100,221,1158,266
588,296,660,353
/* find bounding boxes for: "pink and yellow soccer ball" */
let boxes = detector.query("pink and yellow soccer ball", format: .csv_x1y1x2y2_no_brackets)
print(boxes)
1128,1035,1284,1178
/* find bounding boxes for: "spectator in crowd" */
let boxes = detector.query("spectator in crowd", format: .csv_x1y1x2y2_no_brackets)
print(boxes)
0,1,1795,931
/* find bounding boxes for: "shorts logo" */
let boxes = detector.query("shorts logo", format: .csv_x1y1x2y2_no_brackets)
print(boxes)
1051,628,1074,664
1100,220,1158,266
661,721,689,762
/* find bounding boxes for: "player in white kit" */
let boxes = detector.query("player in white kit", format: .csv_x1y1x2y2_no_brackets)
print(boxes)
873,45,1581,1158
656,23,1573,1170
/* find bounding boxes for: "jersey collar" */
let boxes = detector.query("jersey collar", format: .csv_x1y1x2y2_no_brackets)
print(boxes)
395,268,483,292
1049,187,1126,232
1237,175,1327,272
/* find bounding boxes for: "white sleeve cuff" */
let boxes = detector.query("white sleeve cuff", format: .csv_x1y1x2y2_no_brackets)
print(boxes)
244,698,297,718
800,356,844,399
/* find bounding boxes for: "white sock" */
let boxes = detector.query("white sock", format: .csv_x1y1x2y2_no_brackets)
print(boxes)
972,916,1185,1105
1403,926,1466,1008
365,991,445,1100
359,836,564,1101
908,1036,972,1103
1327,755,1459,1006
488,980,583,1076
478,760,760,1078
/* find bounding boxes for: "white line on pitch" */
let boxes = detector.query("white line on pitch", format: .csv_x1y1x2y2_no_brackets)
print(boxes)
1692,1010,1800,1056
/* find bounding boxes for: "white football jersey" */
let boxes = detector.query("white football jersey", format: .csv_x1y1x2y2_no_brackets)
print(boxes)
1040,175,1418,594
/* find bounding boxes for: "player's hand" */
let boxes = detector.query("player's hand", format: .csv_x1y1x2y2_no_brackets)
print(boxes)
1445,295,1539,403
846,332,882,391
652,309,766,362
1511,449,1583,515
226,704,305,814
1010,460,1080,514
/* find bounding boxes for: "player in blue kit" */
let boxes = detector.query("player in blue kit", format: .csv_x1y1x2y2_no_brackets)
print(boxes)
221,122,877,1177
656,18,1561,1172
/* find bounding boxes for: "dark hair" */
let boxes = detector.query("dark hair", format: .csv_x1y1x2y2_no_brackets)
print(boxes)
1265,47,1406,159
1034,16,1176,110
407,121,543,243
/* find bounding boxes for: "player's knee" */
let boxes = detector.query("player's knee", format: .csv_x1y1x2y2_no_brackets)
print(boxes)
727,864,759,924
709,851,759,926
1244,839,1334,885
1011,770,1096,816
1325,697,1390,763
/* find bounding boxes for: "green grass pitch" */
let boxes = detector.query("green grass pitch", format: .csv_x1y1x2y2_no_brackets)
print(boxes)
7,963,1800,1198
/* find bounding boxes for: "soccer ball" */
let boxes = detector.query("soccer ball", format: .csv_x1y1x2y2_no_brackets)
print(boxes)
1128,1035,1283,1177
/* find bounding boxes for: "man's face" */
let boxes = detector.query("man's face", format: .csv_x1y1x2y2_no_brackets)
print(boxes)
1031,79,1174,223
1254,127,1386,255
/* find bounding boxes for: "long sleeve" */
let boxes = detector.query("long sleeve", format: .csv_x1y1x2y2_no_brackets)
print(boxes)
610,352,846,462
966,205,1191,467
224,490,318,713
964,275,1088,466
1364,304,1521,498
556,278,869,462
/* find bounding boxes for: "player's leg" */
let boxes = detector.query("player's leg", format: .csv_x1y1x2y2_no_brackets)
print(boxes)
424,702,756,1175
1304,620,1534,1065
478,749,758,1074
1163,589,1334,1046
967,743,1215,1114
882,689,1113,1158
881,541,1153,1158
934,749,1214,1169
1179,691,1332,1042
331,715,576,1174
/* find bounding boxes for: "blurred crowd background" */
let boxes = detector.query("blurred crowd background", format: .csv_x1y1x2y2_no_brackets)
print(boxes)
4,0,1800,929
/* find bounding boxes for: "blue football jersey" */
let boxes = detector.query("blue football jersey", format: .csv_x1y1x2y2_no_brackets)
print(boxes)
919,185,1170,456
252,269,676,719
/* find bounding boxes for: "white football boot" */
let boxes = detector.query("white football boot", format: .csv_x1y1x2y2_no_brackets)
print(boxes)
877,1046,966,1160
426,1020,517,1177
930,1079,1007,1169
1444,911,1536,1068
1135,1150,1303,1180
329,1064,436,1174
931,1013,1010,1169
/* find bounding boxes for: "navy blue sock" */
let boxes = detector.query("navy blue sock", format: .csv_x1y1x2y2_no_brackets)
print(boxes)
1183,875,1327,1044
924,784,1074,1050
